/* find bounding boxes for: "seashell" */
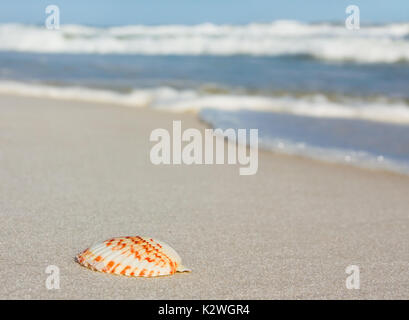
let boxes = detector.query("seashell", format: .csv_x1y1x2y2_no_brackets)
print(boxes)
76,236,191,277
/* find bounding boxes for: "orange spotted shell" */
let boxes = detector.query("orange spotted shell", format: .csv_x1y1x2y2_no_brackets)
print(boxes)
76,236,191,277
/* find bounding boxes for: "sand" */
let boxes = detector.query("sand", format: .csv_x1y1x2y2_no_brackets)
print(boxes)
0,94,408,299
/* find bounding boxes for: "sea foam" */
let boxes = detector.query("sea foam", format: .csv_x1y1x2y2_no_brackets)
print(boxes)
1,21,409,63
1,81,409,124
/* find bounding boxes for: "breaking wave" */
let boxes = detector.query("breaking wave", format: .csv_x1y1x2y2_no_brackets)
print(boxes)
1,80,409,124
1,21,409,63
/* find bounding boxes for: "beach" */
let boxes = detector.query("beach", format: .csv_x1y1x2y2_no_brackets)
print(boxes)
0,94,408,299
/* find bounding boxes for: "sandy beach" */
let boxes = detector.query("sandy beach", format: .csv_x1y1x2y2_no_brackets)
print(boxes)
0,94,408,299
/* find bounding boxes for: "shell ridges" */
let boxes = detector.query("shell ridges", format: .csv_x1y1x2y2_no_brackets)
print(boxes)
76,236,191,278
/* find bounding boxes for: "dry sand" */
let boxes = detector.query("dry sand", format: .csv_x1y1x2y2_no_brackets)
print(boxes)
0,94,408,299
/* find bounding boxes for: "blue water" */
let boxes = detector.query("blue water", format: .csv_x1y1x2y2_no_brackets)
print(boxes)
200,109,409,172
1,52,408,99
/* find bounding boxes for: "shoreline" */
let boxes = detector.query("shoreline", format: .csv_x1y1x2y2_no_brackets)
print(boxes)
1,89,408,178
1,94,408,299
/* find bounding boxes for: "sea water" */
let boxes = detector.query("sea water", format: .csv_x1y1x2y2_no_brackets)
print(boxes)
0,21,408,173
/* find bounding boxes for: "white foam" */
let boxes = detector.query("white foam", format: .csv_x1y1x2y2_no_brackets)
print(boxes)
1,81,409,124
1,21,409,63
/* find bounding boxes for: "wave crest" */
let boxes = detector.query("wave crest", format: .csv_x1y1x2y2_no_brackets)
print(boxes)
1,81,409,124
1,21,409,63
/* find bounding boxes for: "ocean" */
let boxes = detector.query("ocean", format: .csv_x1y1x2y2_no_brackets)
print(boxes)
1,21,409,173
